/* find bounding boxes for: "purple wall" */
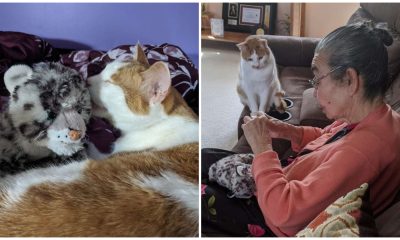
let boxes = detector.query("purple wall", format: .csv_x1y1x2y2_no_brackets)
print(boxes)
0,3,199,66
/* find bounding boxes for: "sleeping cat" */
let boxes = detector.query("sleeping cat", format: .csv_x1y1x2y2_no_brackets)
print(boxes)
0,45,199,237
237,36,287,114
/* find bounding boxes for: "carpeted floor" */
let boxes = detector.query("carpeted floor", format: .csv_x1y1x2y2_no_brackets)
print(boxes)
201,45,243,150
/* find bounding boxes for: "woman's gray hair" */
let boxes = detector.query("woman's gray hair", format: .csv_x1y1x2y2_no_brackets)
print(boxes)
315,21,393,101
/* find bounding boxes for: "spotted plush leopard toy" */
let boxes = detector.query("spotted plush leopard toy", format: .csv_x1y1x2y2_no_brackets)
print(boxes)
0,62,91,177
208,153,256,198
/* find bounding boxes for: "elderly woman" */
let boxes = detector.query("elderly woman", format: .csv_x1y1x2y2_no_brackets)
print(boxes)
202,22,400,237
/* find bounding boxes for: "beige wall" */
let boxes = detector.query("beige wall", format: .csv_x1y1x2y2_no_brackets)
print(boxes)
205,3,222,18
304,3,359,38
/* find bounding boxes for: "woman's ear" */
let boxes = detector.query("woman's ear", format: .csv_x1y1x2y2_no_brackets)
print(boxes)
345,67,360,96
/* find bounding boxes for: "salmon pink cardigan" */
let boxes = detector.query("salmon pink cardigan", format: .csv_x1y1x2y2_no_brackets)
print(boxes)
252,104,400,236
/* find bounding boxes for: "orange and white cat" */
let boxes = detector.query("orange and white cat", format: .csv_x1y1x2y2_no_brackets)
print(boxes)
0,45,199,237
237,36,286,114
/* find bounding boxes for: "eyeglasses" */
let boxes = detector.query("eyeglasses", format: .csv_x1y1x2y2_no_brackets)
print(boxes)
309,66,344,88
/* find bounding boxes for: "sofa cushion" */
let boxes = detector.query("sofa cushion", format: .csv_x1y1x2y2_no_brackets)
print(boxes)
296,183,378,237
376,198,400,236
280,66,313,97
385,73,400,113
347,7,374,25
360,3,400,33
279,66,314,126
259,35,319,67
300,88,332,128
387,39,400,82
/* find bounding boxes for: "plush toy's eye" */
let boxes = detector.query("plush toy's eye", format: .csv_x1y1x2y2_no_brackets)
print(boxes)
47,111,57,120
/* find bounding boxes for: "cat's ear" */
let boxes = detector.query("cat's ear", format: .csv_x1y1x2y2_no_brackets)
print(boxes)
4,64,32,94
236,41,247,51
141,62,171,105
260,38,269,49
134,43,150,68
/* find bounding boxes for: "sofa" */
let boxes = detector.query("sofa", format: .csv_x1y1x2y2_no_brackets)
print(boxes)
231,3,400,236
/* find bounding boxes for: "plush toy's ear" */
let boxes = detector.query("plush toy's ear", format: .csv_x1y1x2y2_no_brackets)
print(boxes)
134,43,150,68
236,164,252,176
4,64,33,94
208,163,218,181
140,61,171,105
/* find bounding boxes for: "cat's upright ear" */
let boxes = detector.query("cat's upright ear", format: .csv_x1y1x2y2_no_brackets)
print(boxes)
141,62,171,105
4,64,33,94
259,38,269,49
236,41,247,51
135,43,150,68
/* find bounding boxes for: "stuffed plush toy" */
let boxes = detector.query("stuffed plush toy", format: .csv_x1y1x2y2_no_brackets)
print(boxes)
0,62,91,176
47,109,87,156
208,153,256,198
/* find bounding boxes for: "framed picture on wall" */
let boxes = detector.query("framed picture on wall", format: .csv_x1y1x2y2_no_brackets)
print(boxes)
222,3,277,34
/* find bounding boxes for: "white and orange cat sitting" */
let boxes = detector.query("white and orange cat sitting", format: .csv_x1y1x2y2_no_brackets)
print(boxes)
0,45,199,237
237,36,287,115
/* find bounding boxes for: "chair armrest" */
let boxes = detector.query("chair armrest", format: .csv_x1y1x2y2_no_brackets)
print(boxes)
299,88,333,128
256,35,320,67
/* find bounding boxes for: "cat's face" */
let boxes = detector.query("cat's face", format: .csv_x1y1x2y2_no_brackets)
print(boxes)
237,37,270,69
87,45,173,124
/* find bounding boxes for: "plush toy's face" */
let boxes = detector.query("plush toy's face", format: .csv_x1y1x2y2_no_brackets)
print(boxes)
5,63,91,157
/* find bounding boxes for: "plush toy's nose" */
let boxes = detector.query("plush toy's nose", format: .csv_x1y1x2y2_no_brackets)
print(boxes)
69,130,81,141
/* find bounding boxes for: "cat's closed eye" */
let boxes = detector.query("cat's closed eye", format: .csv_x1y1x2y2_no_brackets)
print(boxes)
258,56,262,60
246,58,252,61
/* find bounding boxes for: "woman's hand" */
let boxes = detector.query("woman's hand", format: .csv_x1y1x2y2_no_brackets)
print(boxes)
242,115,273,155
248,112,302,142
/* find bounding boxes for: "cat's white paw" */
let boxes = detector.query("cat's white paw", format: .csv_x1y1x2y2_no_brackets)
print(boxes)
250,111,265,117
250,111,258,117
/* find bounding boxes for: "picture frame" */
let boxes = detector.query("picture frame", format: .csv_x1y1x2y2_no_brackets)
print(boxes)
222,3,277,34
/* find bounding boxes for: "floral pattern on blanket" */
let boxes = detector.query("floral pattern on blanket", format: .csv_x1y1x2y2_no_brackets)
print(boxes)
60,44,198,113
